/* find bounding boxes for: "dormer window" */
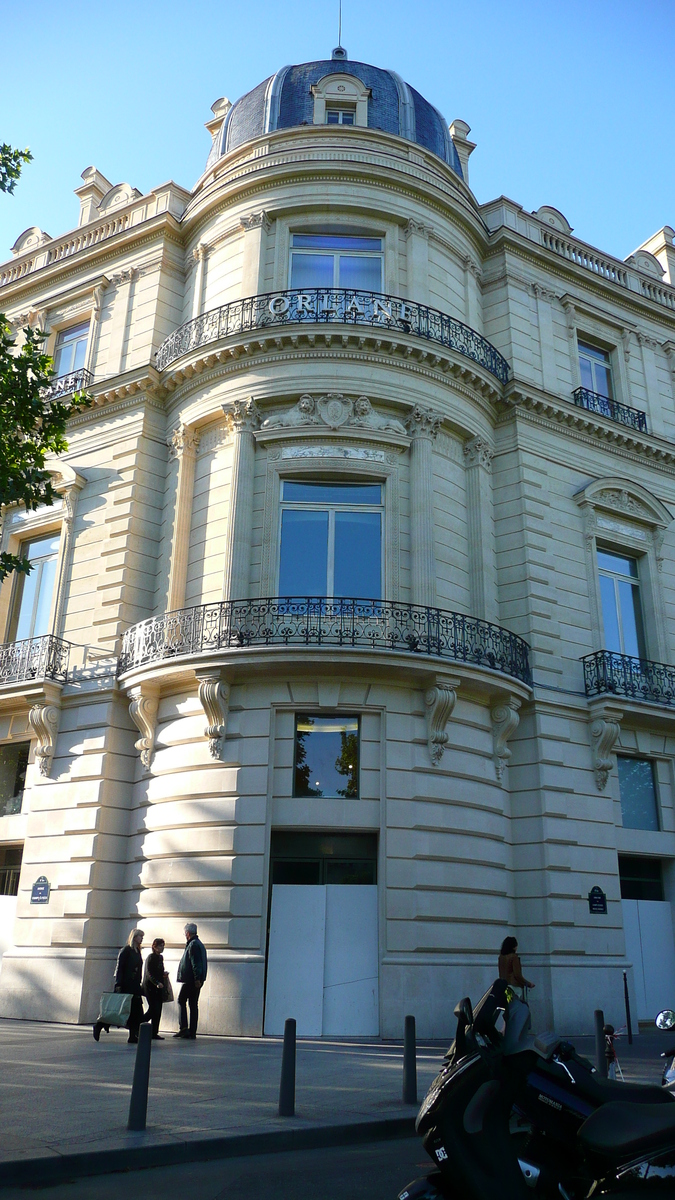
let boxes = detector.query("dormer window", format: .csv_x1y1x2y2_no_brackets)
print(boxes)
326,105,355,126
311,74,370,127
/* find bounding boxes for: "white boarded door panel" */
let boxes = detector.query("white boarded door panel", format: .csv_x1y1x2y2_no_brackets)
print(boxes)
621,900,647,1019
637,899,675,1020
264,885,326,1036
323,885,379,1037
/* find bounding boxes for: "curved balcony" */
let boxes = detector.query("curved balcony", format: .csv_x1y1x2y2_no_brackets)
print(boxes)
583,649,675,707
118,597,531,686
154,289,510,385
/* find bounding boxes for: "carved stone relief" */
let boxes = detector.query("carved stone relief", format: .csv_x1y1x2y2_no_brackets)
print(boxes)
128,686,159,769
491,698,521,782
425,679,459,764
197,671,230,758
588,702,623,791
28,703,61,777
260,393,406,434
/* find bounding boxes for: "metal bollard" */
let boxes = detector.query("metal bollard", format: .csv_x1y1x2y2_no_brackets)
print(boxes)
127,1022,152,1131
403,1014,417,1104
623,970,633,1045
278,1017,296,1117
594,1009,608,1078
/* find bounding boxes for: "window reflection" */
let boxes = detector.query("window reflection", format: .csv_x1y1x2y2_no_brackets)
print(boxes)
11,533,61,642
294,715,359,798
290,234,383,292
279,481,382,600
597,549,645,658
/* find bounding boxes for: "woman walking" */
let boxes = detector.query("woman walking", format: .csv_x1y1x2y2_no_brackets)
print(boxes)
143,937,167,1040
94,928,147,1043
498,936,535,999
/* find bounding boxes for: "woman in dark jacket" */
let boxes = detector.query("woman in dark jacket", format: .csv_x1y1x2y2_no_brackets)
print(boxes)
143,938,167,1039
498,935,535,997
94,928,147,1043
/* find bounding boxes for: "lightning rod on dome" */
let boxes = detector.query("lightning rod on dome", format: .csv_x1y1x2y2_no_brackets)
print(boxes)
332,0,347,60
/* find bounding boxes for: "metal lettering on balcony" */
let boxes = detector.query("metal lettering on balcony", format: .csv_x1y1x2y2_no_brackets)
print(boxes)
0,635,70,686
583,649,675,707
118,597,531,685
572,387,647,433
155,289,510,385
41,368,93,402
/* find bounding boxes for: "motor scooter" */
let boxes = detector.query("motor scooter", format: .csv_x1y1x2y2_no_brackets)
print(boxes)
656,1008,675,1092
398,980,675,1200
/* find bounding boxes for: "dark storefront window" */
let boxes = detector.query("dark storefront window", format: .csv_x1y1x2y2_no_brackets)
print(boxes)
619,856,664,901
0,845,23,896
0,743,30,817
270,832,377,886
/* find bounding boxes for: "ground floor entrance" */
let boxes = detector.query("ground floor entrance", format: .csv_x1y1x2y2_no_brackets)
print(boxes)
263,833,379,1037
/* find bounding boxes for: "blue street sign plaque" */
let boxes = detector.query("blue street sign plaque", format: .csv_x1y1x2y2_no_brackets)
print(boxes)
30,876,50,904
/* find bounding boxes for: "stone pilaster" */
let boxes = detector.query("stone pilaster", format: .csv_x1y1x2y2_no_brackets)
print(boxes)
165,424,200,613
404,219,431,306
191,244,208,319
405,405,442,608
463,436,498,623
240,211,272,296
222,398,261,602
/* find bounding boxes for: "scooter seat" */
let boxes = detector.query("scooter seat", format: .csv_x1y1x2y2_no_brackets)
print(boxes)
578,1073,673,1107
579,1100,675,1160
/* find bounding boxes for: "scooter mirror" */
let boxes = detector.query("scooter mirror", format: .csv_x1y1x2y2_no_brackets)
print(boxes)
656,1009,675,1030
453,996,474,1025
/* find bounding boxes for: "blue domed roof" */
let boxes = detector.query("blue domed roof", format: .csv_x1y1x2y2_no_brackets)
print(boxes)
206,54,463,179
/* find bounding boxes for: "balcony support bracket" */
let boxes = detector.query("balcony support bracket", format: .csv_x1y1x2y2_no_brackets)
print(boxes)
491,695,522,782
28,686,62,778
588,700,624,791
128,683,159,770
196,669,230,759
425,676,460,764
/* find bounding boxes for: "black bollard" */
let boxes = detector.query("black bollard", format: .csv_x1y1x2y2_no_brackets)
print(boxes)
403,1014,417,1104
594,1009,607,1078
127,1022,152,1131
278,1017,296,1117
623,970,633,1045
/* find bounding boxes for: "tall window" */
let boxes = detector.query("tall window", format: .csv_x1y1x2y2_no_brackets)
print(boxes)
0,845,22,896
53,321,89,377
617,756,660,831
294,715,359,798
279,481,382,599
578,341,613,399
0,744,29,818
289,234,383,292
10,533,60,642
597,549,646,658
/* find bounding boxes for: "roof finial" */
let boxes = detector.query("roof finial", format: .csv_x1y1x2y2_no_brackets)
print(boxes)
331,0,347,59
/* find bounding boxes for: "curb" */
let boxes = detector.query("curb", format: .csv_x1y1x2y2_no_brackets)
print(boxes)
0,1116,417,1189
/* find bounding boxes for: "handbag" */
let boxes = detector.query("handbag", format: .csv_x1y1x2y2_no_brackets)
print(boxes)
98,991,133,1027
162,974,174,1003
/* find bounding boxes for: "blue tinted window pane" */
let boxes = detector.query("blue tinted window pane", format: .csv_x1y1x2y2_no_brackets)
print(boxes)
579,357,594,391
334,512,381,598
597,551,638,577
32,557,57,638
618,757,659,830
279,510,328,596
14,571,40,641
292,235,382,250
594,362,613,400
294,715,359,798
283,482,381,504
599,574,621,653
338,254,382,290
579,342,610,364
618,580,645,658
290,253,334,289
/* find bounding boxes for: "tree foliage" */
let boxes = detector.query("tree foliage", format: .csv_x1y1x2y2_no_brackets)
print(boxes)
0,143,33,195
0,317,91,582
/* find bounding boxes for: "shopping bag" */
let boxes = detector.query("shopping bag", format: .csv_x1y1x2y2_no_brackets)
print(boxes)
162,974,174,1003
98,991,133,1027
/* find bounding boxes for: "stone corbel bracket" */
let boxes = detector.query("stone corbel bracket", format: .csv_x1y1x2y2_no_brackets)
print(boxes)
491,696,521,782
588,700,624,791
425,677,460,764
197,669,230,759
128,684,159,769
28,693,62,778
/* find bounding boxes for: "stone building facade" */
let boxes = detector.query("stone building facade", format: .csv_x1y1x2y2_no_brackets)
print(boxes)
1,49,675,1037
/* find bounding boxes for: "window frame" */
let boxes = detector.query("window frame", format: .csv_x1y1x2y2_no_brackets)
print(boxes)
8,532,62,643
292,712,361,800
278,479,384,600
0,741,30,818
53,320,90,378
288,233,384,292
616,754,661,831
325,105,356,126
596,546,647,658
578,339,614,400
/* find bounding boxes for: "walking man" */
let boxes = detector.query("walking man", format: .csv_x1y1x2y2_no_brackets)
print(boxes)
174,922,207,1040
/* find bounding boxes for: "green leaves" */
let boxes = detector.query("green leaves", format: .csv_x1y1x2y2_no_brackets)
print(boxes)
0,144,33,195
0,316,92,581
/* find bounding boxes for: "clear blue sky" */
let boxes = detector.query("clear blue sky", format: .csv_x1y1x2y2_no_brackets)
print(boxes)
1,0,673,265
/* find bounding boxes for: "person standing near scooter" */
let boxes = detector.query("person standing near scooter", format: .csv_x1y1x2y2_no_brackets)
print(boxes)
498,935,535,999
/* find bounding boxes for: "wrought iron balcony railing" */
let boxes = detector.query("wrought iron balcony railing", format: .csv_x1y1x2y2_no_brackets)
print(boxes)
0,635,70,686
118,597,532,685
572,387,648,433
583,649,675,707
41,368,93,402
155,289,510,385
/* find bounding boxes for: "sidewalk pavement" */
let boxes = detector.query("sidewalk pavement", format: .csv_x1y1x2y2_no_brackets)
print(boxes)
0,1020,672,1189
0,1019,441,1187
